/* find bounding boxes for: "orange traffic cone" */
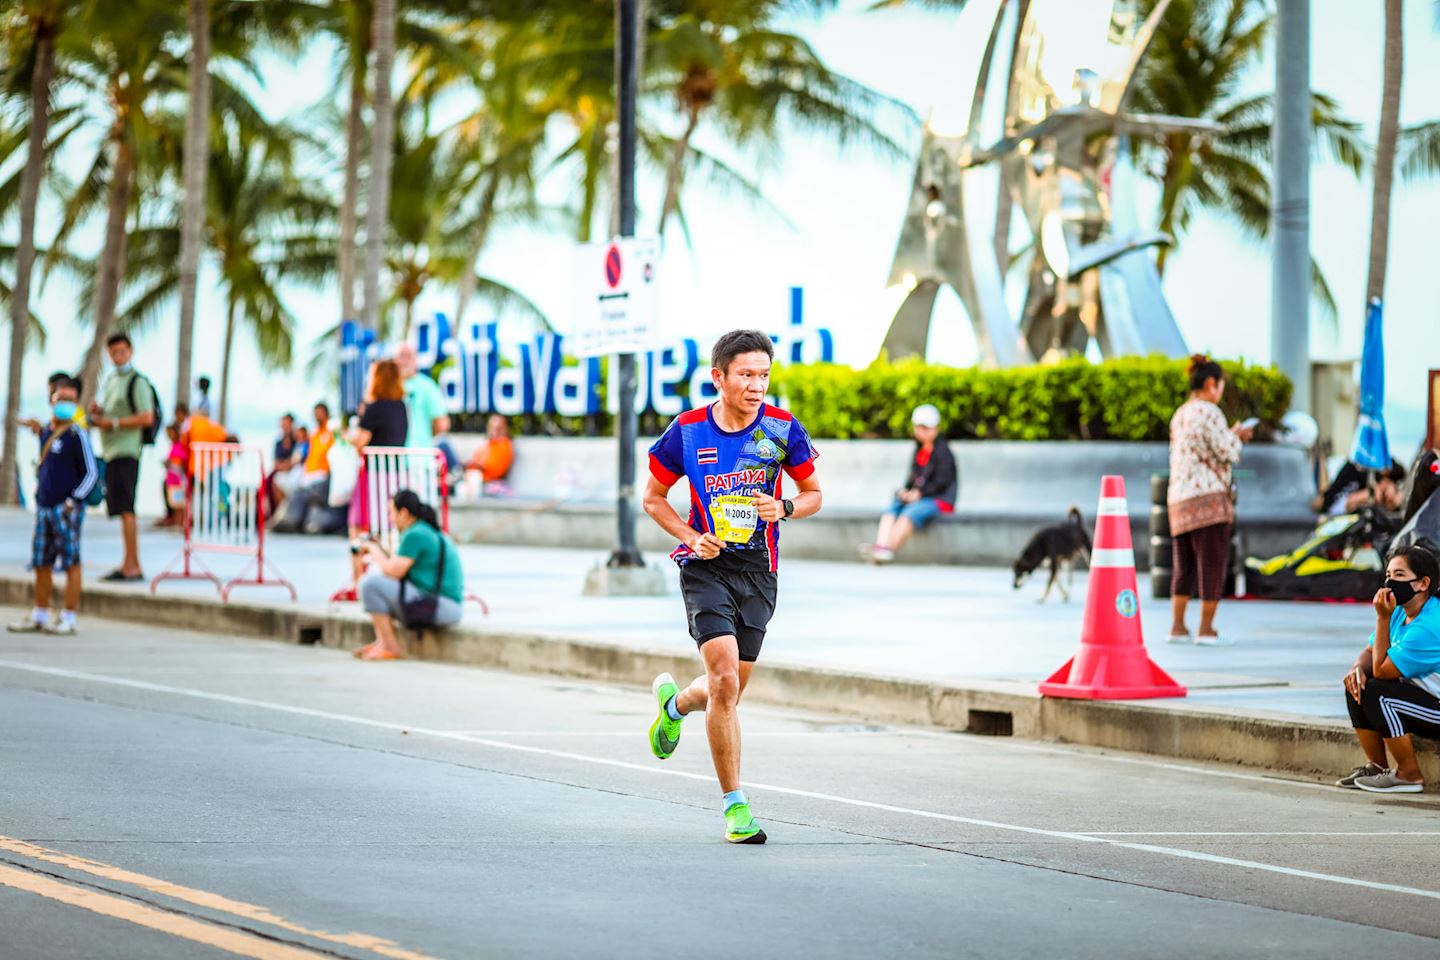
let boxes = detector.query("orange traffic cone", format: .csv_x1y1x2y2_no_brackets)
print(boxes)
1039,475,1186,700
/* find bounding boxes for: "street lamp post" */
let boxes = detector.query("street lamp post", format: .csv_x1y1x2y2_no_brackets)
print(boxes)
1271,0,1311,414
610,0,643,570
584,0,664,597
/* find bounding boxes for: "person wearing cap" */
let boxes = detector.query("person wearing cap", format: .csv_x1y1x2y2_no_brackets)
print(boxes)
862,404,957,564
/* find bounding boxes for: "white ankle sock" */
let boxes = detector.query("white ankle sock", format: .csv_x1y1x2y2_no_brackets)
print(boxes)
32,607,49,624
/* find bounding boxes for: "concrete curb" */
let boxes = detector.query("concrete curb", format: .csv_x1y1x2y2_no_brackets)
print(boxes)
3,576,1432,782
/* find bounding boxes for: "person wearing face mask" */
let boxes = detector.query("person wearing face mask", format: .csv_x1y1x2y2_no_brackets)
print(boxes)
8,378,99,636
1337,545,1440,793
88,333,156,582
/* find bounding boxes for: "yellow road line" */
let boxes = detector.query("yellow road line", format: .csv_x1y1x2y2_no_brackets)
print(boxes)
0,836,440,960
0,863,332,960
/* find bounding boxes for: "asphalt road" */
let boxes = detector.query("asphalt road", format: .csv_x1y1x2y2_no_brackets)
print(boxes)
3,611,1439,959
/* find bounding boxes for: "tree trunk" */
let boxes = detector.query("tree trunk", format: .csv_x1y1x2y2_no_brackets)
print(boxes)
403,295,415,340
339,58,365,322
0,22,56,505
656,105,698,238
1154,136,1192,277
360,0,396,332
79,127,136,409
175,0,211,415
993,0,1029,268
1366,0,1403,304
453,170,500,327
218,295,236,426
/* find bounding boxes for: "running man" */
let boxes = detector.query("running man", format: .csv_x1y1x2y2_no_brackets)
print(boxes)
641,329,822,844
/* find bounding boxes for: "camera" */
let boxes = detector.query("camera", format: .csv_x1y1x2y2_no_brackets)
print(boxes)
348,535,372,555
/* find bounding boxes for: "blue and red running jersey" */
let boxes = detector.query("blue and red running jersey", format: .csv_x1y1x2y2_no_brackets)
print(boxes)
648,403,817,571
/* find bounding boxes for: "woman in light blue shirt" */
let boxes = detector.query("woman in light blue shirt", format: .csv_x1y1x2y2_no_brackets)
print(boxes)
1338,545,1440,793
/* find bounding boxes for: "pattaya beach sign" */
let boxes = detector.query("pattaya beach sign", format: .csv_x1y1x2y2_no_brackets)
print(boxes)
340,288,835,417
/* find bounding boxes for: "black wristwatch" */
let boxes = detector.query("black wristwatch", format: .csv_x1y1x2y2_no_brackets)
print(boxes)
782,498,795,520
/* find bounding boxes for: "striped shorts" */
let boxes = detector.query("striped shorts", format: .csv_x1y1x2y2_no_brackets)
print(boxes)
1346,678,1440,740
32,505,84,572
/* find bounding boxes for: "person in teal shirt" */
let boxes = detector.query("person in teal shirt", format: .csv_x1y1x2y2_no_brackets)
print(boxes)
394,342,450,450
1338,545,1440,793
355,489,464,660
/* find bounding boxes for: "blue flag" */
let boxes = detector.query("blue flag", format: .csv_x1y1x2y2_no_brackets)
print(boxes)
1351,297,1390,471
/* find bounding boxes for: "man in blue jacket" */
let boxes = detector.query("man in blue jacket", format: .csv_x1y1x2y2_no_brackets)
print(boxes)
9,377,99,636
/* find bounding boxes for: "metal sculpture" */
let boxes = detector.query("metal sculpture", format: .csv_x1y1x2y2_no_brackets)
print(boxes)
881,0,1213,366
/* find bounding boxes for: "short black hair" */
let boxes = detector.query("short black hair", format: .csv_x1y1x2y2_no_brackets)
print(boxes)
47,370,72,387
1392,544,1439,598
314,401,330,416
1187,354,1224,392
711,329,774,373
50,376,80,396
174,402,190,417
105,332,132,348
198,376,211,391
281,412,296,422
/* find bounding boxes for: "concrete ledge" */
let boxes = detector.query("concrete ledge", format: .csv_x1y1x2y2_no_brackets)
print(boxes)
4,575,1432,782
449,499,1315,569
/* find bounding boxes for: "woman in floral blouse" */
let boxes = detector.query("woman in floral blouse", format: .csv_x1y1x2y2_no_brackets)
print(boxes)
1167,355,1253,645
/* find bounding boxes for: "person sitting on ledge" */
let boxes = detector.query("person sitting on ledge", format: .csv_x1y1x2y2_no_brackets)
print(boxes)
861,404,956,564
465,414,515,495
355,489,464,661
1337,544,1440,793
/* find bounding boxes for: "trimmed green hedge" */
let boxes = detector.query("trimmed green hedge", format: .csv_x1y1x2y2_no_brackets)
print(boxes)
771,356,1292,441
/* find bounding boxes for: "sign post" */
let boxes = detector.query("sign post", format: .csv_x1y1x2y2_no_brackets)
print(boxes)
581,0,666,597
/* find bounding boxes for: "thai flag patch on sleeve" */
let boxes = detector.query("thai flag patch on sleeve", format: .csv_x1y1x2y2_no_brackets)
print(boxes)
697,447,718,465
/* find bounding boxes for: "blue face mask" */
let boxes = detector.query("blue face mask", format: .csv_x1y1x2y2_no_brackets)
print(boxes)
115,362,133,373
52,401,77,422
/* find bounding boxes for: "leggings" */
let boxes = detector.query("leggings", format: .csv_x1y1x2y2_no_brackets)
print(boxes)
1345,677,1440,740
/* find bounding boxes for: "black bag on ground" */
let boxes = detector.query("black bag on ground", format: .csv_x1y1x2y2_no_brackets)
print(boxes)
399,528,449,629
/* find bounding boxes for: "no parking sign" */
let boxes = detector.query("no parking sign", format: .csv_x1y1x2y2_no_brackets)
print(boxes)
572,237,659,357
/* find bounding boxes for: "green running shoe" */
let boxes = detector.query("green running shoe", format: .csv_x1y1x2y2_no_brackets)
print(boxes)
649,672,682,760
724,802,767,845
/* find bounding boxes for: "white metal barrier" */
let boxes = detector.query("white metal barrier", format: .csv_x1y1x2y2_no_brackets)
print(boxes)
331,447,487,615
151,442,296,601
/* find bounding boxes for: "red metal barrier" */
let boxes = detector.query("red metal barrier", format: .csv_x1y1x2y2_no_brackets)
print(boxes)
151,442,297,602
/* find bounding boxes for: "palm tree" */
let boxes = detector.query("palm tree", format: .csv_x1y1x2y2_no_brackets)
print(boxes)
360,0,395,333
48,0,188,404
382,116,547,338
119,114,335,424
1127,0,1368,319
1366,0,1403,305
0,0,70,505
647,0,915,239
173,0,210,419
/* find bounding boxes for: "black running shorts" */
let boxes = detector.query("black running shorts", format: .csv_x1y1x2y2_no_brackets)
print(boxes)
678,551,778,662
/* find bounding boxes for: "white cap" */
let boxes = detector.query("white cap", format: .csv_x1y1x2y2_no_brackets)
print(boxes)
911,404,941,428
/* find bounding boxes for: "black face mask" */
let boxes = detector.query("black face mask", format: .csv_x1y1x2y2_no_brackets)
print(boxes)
1386,578,1420,606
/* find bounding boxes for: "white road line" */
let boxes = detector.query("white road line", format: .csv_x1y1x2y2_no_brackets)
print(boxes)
1083,832,1440,838
6,659,1440,903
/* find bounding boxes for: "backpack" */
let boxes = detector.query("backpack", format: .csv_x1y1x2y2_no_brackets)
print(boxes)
125,372,163,446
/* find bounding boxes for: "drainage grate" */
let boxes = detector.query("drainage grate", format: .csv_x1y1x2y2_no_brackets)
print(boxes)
296,625,324,645
966,709,1013,737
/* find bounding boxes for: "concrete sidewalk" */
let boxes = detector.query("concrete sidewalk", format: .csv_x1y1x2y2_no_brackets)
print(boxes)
0,507,1368,722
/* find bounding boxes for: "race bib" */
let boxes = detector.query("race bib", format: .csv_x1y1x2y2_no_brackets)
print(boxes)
709,494,759,544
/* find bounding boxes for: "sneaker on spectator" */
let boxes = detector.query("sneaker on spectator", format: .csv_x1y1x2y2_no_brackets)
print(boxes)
44,620,77,636
6,617,45,634
1354,770,1424,794
1335,762,1384,788
872,546,895,565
